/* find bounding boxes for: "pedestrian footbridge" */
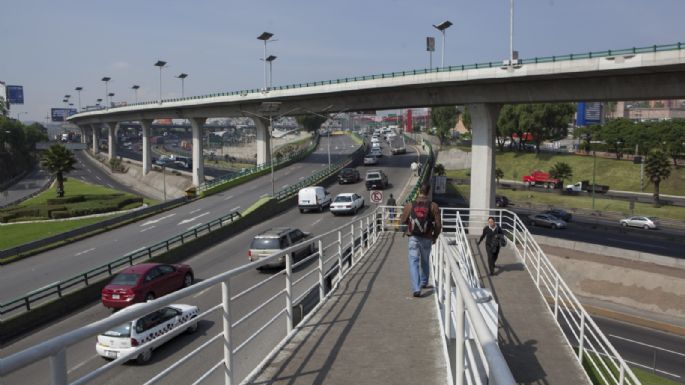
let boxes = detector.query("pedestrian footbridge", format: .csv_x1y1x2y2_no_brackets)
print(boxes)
0,208,640,385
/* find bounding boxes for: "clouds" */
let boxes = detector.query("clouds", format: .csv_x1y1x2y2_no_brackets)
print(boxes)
111,61,131,71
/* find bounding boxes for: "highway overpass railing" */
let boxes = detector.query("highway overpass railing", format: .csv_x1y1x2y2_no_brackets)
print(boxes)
82,42,683,109
461,208,641,385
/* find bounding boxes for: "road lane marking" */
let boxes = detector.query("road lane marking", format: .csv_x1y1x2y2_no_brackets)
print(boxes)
68,356,97,374
141,213,176,226
230,206,241,212
282,184,289,189
87,169,92,173
178,212,210,225
193,287,212,298
75,248,96,256
299,176,305,180
187,223,203,231
260,193,269,198
608,334,685,356
95,175,102,181
223,194,234,201
190,208,202,214
140,225,156,233
311,218,323,226
107,184,113,188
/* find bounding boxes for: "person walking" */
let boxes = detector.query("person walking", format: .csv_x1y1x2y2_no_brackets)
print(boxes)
386,193,397,219
399,183,442,297
477,216,504,276
410,161,418,176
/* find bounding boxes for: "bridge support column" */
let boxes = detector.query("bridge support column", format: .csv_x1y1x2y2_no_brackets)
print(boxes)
254,118,271,166
468,103,501,233
105,122,118,160
78,126,87,144
140,119,153,175
190,117,206,186
91,124,100,154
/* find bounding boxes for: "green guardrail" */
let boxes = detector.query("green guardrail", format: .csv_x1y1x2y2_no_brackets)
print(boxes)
403,139,434,205
93,42,683,108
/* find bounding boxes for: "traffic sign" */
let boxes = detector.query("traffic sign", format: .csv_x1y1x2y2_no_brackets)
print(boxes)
370,190,383,204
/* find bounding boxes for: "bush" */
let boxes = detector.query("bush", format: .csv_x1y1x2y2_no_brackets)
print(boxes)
50,210,71,219
46,195,85,205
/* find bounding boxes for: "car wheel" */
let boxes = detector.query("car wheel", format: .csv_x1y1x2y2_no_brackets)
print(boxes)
183,273,193,288
145,293,155,301
621,222,627,227
318,205,323,213
186,321,199,334
551,224,557,229
299,208,304,213
136,348,153,364
643,225,649,230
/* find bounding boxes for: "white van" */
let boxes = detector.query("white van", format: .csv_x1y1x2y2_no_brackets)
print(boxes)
298,186,332,213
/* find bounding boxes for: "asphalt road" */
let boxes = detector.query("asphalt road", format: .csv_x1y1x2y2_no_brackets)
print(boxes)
0,135,358,303
1,141,420,385
71,150,142,196
116,143,236,179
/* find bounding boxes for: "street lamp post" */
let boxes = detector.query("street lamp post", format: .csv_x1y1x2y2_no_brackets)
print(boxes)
175,73,188,98
101,77,111,107
265,55,277,89
131,85,140,104
96,98,103,109
108,93,115,106
75,87,83,111
509,0,514,64
257,32,275,91
432,20,452,68
154,60,167,103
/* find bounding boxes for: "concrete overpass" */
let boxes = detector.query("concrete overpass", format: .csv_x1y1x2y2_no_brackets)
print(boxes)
69,42,685,212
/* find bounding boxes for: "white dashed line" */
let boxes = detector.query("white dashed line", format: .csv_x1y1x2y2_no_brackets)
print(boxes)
311,218,323,226
190,208,202,214
95,175,102,181
75,248,96,256
140,225,156,232
608,334,685,357
187,223,203,231
68,356,97,374
282,185,289,189
230,206,241,212
87,169,92,173
223,195,234,201
299,176,305,180
178,212,210,225
193,287,212,298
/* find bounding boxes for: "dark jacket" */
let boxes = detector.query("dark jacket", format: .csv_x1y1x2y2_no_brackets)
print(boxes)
399,195,442,240
478,224,503,250
386,197,396,206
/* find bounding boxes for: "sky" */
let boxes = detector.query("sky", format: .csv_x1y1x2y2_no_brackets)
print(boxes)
2,0,684,123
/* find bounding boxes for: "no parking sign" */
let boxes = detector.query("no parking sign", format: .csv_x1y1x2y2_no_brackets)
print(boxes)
370,190,383,204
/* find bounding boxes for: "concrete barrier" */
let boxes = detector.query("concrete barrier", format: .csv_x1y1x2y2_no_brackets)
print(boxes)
534,235,685,269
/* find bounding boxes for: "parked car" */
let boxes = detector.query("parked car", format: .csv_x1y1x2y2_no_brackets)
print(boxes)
248,227,314,269
495,195,509,207
619,216,659,229
528,214,567,229
330,193,365,215
544,208,572,222
298,186,332,213
363,155,378,165
338,168,360,184
95,303,199,364
365,170,389,190
101,263,194,310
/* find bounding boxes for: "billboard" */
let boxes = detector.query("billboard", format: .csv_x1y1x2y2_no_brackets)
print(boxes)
51,108,78,122
7,85,24,104
577,102,603,126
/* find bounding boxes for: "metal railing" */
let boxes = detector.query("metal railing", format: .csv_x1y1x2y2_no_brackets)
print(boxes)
70,42,683,111
0,207,386,385
458,208,641,385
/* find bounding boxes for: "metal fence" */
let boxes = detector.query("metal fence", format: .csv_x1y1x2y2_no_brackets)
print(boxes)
460,208,641,385
79,42,683,110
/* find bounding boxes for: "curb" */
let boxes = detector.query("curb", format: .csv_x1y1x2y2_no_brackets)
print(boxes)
582,303,685,338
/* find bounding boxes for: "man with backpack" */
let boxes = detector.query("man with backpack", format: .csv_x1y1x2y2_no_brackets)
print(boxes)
399,183,442,297
477,216,505,276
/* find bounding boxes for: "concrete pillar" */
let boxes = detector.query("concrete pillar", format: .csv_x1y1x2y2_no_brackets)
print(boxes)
106,122,118,160
190,117,206,186
91,124,100,154
140,119,153,175
468,104,501,233
78,126,86,144
254,118,271,166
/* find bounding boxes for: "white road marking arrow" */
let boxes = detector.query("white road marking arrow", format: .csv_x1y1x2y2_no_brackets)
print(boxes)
140,213,176,227
178,212,210,225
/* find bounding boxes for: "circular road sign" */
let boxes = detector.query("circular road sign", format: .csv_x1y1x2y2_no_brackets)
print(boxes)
370,190,383,204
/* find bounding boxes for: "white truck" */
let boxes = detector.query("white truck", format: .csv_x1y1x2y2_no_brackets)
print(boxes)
565,180,610,194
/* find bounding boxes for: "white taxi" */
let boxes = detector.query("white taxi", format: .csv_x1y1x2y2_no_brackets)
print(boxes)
96,303,199,364
330,193,365,215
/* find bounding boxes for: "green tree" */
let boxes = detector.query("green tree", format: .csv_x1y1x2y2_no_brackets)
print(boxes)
461,106,472,131
520,103,575,153
644,150,672,207
433,163,446,176
661,119,685,166
497,105,519,151
431,106,458,144
40,144,77,197
495,168,504,186
548,162,573,189
296,114,327,132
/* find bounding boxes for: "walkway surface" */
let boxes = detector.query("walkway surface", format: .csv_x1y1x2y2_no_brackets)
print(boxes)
469,237,591,385
248,232,448,385
0,167,52,208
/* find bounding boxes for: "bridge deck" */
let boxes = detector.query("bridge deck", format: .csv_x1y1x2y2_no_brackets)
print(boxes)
247,232,447,385
469,236,591,385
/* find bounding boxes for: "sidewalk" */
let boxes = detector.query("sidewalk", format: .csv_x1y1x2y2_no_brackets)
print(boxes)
247,232,447,385
0,167,52,208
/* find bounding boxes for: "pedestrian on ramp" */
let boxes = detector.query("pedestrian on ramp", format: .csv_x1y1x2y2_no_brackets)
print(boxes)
477,216,505,276
399,183,441,298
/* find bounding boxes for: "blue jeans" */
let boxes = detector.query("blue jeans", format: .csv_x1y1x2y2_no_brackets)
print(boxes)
407,236,432,293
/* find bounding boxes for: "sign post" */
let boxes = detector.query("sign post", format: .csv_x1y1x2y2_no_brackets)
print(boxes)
370,190,383,205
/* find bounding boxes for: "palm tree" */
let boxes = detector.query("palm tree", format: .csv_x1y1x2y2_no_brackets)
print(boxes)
645,150,672,207
41,144,77,197
549,162,573,190
495,168,504,186
433,163,446,176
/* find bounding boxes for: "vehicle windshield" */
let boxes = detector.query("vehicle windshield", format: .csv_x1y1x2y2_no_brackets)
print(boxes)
341,169,354,176
110,273,140,286
367,173,380,179
250,238,281,250
335,196,352,203
103,322,132,338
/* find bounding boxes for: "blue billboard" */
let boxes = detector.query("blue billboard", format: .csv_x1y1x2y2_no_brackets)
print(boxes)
576,102,602,126
6,85,24,104
51,108,78,122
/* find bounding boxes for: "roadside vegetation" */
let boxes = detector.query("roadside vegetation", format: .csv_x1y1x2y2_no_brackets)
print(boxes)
0,116,48,184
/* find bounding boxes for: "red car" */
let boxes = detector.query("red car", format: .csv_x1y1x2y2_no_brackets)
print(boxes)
101,263,194,310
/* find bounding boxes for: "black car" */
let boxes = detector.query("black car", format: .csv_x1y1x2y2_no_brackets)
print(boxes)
544,208,572,222
365,170,389,190
495,195,509,207
338,168,360,184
